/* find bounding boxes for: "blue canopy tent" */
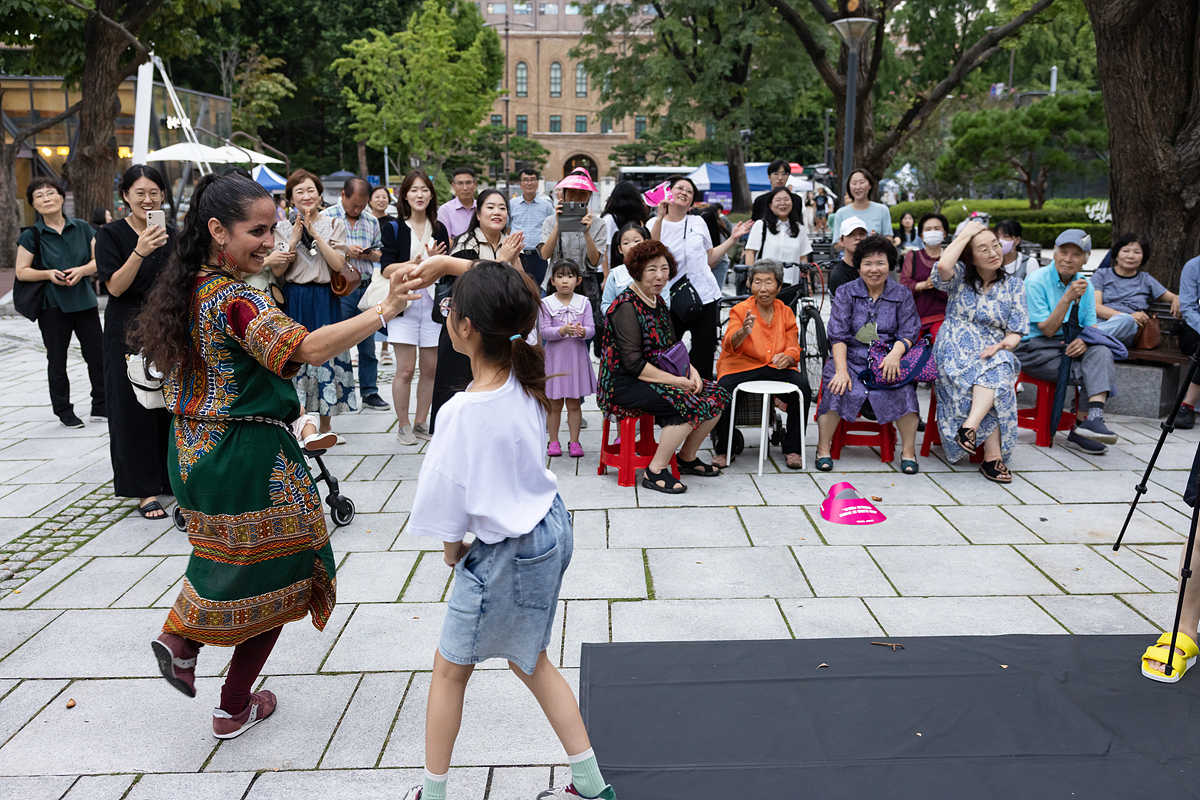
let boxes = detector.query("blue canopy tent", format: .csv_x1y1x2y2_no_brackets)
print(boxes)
687,162,776,193
252,164,287,191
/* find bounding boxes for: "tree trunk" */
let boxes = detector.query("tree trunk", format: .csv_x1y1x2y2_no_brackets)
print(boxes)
1085,0,1200,288
357,140,369,178
727,141,752,214
0,144,22,270
66,13,130,222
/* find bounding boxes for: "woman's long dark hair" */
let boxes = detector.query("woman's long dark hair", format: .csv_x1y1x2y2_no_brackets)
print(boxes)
761,186,800,237
601,180,649,226
450,261,548,412
458,188,509,249
129,172,270,371
398,169,438,220
961,229,1009,292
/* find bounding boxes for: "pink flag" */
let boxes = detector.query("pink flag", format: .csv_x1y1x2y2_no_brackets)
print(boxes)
819,482,887,525
642,181,670,208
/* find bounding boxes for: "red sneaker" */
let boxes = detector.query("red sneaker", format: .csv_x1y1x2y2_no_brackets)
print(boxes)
151,633,198,697
212,689,277,739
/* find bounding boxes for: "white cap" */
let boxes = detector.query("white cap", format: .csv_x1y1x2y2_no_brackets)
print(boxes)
839,216,868,238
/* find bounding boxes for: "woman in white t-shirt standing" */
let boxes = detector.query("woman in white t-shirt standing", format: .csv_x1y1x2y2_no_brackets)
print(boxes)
651,175,751,379
744,186,813,285
403,261,615,800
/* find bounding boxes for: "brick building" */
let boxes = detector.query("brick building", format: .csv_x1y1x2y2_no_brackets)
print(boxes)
478,1,649,182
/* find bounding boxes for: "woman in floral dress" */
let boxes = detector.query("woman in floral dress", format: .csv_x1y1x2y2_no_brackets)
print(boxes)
132,173,413,739
931,219,1029,483
597,240,728,494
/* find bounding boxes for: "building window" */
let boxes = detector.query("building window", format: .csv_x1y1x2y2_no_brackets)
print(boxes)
516,115,528,136
565,2,580,13
601,115,612,134
575,115,587,132
549,115,562,133
634,115,647,138
575,64,588,97
540,2,557,12
486,2,505,13
516,61,528,97
491,114,503,126
549,62,562,97
513,1,531,13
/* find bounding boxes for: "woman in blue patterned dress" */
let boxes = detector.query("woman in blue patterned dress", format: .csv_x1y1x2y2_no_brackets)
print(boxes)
931,219,1029,483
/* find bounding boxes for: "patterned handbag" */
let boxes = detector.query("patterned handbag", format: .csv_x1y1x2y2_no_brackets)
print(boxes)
859,336,937,389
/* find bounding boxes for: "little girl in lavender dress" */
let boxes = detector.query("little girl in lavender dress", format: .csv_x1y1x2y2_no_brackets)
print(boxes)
539,259,597,457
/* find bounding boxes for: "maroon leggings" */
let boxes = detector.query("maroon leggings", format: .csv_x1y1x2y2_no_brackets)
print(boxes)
188,626,282,714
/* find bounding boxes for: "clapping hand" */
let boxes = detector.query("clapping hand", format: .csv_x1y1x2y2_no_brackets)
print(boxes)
498,231,525,264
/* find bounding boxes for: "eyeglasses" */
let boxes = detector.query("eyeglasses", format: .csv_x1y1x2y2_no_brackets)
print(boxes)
129,189,163,200
31,190,60,201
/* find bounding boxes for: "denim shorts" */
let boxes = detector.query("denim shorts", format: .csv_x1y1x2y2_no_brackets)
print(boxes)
439,494,573,675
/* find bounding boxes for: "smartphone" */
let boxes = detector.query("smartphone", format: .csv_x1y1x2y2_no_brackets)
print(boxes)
146,209,166,229
560,201,588,233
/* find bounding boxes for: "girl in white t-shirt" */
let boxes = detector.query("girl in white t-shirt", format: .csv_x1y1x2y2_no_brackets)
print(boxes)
745,186,813,285
404,262,615,800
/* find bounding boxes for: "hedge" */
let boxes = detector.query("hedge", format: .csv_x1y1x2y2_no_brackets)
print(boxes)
887,198,1111,248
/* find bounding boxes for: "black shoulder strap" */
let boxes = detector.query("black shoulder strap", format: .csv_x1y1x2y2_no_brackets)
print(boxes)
23,226,41,269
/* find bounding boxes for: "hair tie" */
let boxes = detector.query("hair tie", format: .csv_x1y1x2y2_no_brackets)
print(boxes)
509,333,522,342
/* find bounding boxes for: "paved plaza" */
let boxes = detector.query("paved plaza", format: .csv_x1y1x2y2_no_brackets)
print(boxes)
0,315,1194,799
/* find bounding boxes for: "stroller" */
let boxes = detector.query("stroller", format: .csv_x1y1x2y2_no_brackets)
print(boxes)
172,446,356,531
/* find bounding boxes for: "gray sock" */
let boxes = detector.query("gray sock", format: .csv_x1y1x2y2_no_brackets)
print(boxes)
1087,406,1104,421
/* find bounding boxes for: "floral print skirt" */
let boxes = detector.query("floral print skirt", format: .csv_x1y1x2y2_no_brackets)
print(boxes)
285,283,358,416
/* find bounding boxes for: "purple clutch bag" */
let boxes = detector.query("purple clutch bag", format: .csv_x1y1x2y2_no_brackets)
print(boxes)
650,342,691,378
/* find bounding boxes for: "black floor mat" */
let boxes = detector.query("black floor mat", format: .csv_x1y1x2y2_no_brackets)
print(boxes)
579,636,1200,800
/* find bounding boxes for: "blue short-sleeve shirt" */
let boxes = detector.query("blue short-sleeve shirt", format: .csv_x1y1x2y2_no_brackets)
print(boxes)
1023,264,1095,340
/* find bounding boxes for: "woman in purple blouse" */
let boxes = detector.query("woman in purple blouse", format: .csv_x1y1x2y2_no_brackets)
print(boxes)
815,235,922,474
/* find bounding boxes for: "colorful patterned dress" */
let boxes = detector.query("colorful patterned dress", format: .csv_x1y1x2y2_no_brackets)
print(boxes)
161,273,336,646
597,287,728,426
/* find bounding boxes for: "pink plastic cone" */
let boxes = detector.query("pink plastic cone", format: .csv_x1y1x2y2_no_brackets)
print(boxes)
819,481,887,525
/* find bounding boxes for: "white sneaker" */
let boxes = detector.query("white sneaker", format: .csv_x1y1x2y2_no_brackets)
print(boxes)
537,785,616,799
396,425,418,446
401,787,421,800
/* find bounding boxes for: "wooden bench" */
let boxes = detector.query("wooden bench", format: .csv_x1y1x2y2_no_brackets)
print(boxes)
1109,303,1192,417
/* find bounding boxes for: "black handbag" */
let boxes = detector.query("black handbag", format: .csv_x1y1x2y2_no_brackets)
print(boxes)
669,275,704,324
13,226,45,322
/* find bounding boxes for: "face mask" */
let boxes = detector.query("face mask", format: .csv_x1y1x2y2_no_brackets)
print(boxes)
1000,238,1015,255
922,230,944,248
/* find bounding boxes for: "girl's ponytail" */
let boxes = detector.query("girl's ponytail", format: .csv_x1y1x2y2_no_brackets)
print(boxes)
451,261,549,412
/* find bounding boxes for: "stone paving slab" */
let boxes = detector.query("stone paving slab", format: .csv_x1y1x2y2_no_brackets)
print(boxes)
867,545,1061,596
245,767,489,800
60,774,137,800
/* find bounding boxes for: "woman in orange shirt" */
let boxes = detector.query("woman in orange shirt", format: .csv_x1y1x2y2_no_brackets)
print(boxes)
712,260,807,469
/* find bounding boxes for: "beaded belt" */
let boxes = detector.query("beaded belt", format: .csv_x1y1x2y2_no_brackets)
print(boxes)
180,414,289,431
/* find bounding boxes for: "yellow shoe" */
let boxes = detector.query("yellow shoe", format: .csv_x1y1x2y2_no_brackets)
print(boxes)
1141,631,1199,684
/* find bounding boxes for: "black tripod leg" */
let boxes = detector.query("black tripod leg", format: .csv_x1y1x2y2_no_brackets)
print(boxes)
1163,493,1199,676
1114,349,1200,551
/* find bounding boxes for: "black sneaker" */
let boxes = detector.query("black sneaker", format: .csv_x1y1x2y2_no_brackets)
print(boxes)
1175,405,1195,430
89,408,107,422
1066,428,1107,454
1073,416,1118,444
58,412,85,429
361,394,390,412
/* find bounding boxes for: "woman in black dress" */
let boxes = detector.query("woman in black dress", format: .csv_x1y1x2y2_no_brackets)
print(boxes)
95,165,174,519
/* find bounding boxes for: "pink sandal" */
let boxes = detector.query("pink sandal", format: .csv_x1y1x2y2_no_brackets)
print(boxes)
568,442,584,458
547,442,563,457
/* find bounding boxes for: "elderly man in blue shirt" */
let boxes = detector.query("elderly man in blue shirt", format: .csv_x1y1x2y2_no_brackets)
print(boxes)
1015,229,1118,454
509,168,555,286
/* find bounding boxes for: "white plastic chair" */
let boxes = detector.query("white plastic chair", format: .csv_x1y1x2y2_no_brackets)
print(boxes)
726,379,805,475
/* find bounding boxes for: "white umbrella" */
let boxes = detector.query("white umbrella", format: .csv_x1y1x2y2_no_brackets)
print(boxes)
212,144,283,165
144,142,228,164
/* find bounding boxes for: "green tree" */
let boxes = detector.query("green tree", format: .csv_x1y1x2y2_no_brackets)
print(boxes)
333,0,501,179
231,46,297,138
608,130,718,170
447,125,550,182
763,0,1056,182
0,0,230,265
575,0,816,211
936,93,1107,209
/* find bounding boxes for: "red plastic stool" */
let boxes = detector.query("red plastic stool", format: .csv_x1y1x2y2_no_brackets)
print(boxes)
831,419,895,463
1016,372,1076,447
598,414,679,487
921,393,982,462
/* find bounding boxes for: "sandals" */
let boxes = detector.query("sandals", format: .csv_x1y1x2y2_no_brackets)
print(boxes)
641,466,686,494
151,633,198,697
979,459,1012,484
1141,632,1199,683
815,456,834,472
138,500,166,520
955,426,978,455
676,456,721,477
901,459,919,475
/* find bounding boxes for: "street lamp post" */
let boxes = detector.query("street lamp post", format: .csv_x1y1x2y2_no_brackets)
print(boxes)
831,17,876,189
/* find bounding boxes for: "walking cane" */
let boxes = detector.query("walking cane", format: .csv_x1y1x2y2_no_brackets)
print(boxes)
1048,302,1081,446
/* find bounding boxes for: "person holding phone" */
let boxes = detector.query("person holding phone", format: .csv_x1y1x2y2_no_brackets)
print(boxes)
322,177,389,412
14,176,106,430
540,168,607,356
95,165,175,519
